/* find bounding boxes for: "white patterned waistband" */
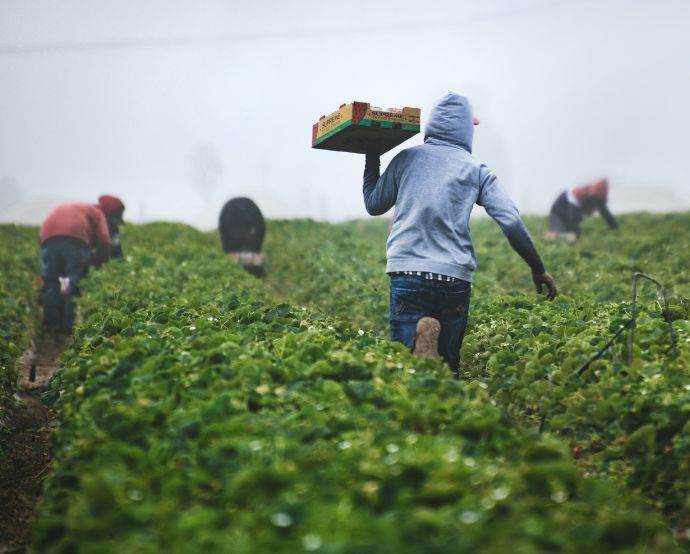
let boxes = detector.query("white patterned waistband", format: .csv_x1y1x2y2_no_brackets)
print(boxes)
389,271,457,282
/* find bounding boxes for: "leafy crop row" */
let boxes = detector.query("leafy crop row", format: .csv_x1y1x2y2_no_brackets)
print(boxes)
0,224,40,448
264,219,390,334
263,212,690,537
462,294,690,526
263,214,690,328
33,223,678,552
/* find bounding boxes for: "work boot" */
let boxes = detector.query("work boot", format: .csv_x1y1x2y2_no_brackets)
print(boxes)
414,317,441,359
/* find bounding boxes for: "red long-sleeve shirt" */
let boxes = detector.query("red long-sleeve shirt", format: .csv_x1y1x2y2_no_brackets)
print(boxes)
40,202,111,262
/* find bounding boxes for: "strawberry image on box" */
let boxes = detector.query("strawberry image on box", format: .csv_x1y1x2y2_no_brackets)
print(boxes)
312,101,421,155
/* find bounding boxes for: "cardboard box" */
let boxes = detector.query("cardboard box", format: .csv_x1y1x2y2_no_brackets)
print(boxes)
312,102,421,154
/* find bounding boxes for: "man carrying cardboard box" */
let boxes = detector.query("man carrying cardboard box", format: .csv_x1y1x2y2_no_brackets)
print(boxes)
362,91,557,377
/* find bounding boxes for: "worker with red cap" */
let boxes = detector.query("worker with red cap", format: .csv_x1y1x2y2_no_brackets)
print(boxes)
39,195,125,333
547,178,618,243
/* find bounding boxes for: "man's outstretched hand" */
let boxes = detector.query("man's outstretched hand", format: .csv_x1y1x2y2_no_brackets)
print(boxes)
533,271,557,301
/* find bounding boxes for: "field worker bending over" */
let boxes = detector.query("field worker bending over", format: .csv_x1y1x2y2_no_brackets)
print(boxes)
363,91,557,378
546,178,618,243
39,198,116,333
218,197,266,278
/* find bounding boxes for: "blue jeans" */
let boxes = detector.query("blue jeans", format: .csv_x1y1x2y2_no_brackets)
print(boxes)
389,274,471,376
40,237,91,332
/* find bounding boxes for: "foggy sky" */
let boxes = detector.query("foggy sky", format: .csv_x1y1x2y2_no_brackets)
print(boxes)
1,0,689,228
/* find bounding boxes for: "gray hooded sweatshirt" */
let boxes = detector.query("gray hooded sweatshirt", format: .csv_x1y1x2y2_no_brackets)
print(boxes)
363,91,544,282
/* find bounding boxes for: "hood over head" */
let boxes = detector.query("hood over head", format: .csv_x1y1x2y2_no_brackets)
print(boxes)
424,91,476,152
573,178,609,204
591,178,609,200
96,195,126,225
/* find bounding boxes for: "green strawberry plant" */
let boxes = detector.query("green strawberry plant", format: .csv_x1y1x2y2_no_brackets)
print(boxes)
262,212,690,541
0,224,41,449
32,222,679,553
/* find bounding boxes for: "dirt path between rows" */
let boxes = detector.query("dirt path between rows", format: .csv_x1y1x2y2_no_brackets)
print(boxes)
0,333,70,554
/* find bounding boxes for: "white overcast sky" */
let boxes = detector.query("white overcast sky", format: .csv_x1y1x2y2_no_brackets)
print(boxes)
1,0,689,228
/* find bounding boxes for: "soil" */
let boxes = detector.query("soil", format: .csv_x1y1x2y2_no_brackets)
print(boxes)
0,333,70,554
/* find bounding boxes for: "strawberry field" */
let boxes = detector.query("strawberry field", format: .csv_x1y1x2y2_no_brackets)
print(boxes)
1,212,689,552
0,225,40,445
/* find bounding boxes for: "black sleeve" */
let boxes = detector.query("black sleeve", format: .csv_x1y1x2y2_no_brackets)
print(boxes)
599,204,618,229
362,153,398,216
478,168,546,275
505,225,546,275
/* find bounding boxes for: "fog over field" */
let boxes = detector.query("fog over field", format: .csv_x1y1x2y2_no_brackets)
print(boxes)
1,0,689,228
